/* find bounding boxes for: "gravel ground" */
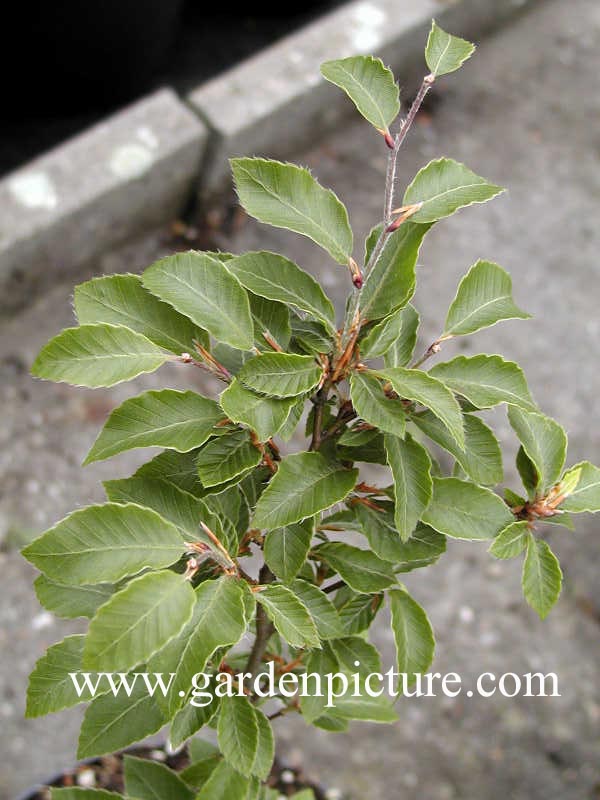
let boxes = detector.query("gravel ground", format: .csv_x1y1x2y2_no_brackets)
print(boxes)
1,1,599,798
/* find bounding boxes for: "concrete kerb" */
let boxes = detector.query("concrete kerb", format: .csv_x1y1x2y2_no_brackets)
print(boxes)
0,0,539,313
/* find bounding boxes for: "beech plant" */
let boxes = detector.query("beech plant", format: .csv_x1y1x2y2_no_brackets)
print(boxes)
24,22,600,800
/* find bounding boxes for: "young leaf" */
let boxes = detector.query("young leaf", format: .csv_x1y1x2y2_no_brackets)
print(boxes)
422,477,514,540
350,372,406,438
34,576,114,620
123,755,195,800
559,461,600,513
359,222,429,322
196,429,262,488
425,20,475,77
385,433,433,541
384,304,420,368
31,324,168,388
255,585,320,648
389,588,435,687
220,380,295,443
488,521,529,560
26,635,91,718
78,683,165,758
264,521,314,584
238,353,322,398
360,309,404,359
522,535,562,619
253,452,358,529
378,366,465,449
74,273,207,354
403,158,503,224
429,354,535,411
411,409,503,486
320,55,400,134
442,261,531,337
218,695,260,777
225,251,336,331
508,407,567,494
142,251,254,350
231,158,353,265
22,503,186,585
315,542,396,593
291,579,343,640
84,389,225,464
83,571,196,672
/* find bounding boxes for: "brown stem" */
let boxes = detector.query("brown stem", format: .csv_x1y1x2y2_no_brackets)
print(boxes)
246,565,276,683
309,385,329,451
322,579,346,595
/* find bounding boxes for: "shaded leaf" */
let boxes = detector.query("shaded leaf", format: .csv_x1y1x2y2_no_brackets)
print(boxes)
360,309,404,359
264,521,314,583
315,542,395,593
196,429,263,488
508,407,567,494
123,755,195,800
291,579,343,639
34,576,114,620
220,380,296,443
385,433,433,541
256,585,320,648
384,304,420,368
350,372,406,438
218,695,259,777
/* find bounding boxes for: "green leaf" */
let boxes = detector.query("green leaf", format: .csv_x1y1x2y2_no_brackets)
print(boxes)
78,682,165,758
353,502,404,562
384,304,420,368
153,577,248,713
329,636,381,676
123,755,195,800
412,409,503,486
231,158,353,264
22,503,185,585
429,354,535,411
315,542,396,593
290,316,333,355
31,324,168,387
142,251,254,350
34,576,114,619
488,521,529,559
350,372,406,438
218,695,259,777
196,429,262,488
84,389,225,464
360,222,429,321
103,476,217,540
238,353,322,398
225,251,336,331
299,647,340,723
26,635,90,718
522,535,562,619
256,584,320,648
378,366,465,448
253,453,358,529
252,708,275,781
134,449,205,497
425,20,475,77
337,428,387,465
320,55,400,133
403,159,503,224
83,571,196,672
291,579,343,639
422,477,514,540
442,260,531,337
248,292,292,351
329,692,398,723
389,589,435,687
385,433,432,541
392,523,446,571
264,521,314,584
360,309,404,359
516,445,538,497
169,680,220,749
51,791,123,800
559,461,600,512
508,407,567,494
220,380,296,442
337,591,383,635
278,397,305,442
196,761,252,800
74,273,207,354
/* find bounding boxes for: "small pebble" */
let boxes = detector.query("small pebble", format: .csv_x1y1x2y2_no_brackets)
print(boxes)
459,606,474,624
31,611,53,630
280,769,295,784
151,748,167,760
77,768,96,788
325,789,343,800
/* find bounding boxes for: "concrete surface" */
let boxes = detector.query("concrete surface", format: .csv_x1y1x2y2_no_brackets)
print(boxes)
0,90,207,314
189,0,541,201
1,0,599,798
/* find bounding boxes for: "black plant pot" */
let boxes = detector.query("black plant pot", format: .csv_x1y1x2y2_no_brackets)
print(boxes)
9,0,185,114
